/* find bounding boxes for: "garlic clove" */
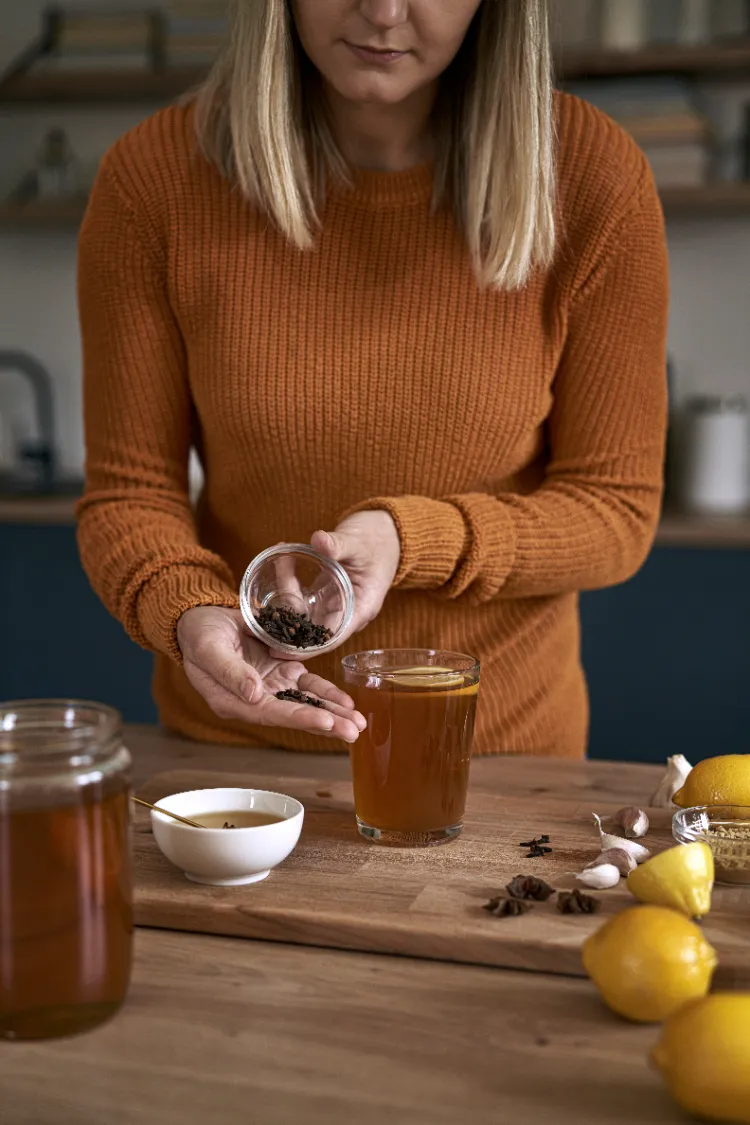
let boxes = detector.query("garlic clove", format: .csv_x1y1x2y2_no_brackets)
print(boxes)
613,806,650,838
650,754,692,808
593,813,651,864
576,863,620,889
587,847,637,876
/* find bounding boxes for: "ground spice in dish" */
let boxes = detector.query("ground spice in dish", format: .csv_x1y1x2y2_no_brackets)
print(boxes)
275,689,326,709
256,606,333,649
506,876,556,902
705,825,750,884
556,890,601,915
484,896,533,918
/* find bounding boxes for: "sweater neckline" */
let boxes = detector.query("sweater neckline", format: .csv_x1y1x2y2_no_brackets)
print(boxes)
329,161,434,208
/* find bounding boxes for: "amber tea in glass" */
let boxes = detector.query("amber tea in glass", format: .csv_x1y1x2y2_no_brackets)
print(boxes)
0,701,133,1040
342,650,479,846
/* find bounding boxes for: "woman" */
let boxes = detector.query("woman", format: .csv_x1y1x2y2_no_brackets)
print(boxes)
77,0,668,757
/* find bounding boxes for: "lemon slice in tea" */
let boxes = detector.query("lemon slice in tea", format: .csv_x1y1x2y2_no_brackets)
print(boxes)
383,666,467,689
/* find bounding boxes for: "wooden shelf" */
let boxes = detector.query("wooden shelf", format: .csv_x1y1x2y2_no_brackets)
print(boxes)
0,66,205,105
0,40,748,105
0,198,88,227
559,39,750,80
656,513,750,548
0,494,80,525
3,183,749,230
660,183,750,215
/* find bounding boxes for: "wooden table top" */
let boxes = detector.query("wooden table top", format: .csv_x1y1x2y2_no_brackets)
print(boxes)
1,726,687,1125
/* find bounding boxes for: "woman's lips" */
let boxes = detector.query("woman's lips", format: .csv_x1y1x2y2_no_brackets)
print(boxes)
345,42,409,66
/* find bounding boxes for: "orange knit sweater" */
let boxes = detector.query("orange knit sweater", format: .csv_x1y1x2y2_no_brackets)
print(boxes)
77,93,668,757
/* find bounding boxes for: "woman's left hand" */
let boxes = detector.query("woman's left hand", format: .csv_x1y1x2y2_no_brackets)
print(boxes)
310,510,400,646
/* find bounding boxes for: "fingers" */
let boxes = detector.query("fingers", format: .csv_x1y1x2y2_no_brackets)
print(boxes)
297,673,358,712
256,696,361,742
272,553,306,613
310,529,343,561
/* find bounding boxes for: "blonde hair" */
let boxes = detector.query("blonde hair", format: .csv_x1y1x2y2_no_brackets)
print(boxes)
195,0,555,290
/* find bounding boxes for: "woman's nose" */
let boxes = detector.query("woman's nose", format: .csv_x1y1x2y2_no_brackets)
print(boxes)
357,0,409,32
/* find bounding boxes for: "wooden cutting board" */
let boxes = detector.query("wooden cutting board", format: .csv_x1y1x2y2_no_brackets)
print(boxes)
134,769,750,984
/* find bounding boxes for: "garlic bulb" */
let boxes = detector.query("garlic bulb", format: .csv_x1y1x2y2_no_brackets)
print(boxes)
576,863,620,889
613,806,649,838
587,847,637,876
593,813,650,864
650,754,692,808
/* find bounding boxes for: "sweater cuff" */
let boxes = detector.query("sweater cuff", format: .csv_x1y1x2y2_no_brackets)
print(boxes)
131,564,240,663
344,495,469,589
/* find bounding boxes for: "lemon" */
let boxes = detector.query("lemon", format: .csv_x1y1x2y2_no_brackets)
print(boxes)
582,905,717,1023
652,993,750,1124
673,754,750,808
627,842,714,918
384,666,467,689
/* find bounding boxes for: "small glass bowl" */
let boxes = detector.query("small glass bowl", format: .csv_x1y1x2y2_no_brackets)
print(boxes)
239,544,354,658
673,805,750,886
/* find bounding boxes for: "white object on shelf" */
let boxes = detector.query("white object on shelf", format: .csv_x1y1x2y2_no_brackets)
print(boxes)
711,0,748,39
679,0,711,44
648,0,684,44
599,0,646,49
679,395,750,515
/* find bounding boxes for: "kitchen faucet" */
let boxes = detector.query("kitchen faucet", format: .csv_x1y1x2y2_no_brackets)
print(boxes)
0,349,57,490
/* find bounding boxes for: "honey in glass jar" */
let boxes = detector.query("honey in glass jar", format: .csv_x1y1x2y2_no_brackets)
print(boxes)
0,700,133,1040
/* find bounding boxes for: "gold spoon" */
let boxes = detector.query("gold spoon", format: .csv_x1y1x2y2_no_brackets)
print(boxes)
132,795,206,829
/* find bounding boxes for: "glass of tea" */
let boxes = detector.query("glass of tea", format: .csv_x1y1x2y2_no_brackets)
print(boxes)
341,650,480,847
0,700,133,1040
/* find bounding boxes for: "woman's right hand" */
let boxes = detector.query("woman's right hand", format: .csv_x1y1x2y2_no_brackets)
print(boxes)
176,606,365,742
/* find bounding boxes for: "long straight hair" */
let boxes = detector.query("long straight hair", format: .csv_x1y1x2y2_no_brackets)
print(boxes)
195,0,555,290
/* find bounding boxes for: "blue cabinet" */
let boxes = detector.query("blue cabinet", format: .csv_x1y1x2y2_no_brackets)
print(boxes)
1,524,748,763
0,524,156,724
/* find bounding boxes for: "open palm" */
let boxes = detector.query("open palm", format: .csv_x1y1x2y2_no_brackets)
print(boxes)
177,607,364,742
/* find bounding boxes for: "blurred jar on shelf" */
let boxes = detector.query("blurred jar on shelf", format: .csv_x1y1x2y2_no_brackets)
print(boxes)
678,394,750,515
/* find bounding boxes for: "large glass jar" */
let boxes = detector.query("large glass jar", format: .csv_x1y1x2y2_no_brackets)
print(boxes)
0,700,133,1040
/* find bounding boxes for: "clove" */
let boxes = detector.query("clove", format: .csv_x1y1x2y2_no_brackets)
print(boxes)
593,813,650,864
650,754,692,808
612,806,650,839
586,847,637,876
576,863,621,889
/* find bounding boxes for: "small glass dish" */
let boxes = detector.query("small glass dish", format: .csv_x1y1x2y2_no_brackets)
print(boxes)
673,805,750,886
239,544,354,658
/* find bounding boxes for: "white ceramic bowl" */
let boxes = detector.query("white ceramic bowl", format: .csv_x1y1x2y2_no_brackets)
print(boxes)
150,787,304,886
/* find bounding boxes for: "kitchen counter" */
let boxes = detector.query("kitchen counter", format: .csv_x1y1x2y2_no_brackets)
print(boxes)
0,726,688,1125
2,493,750,548
0,492,79,524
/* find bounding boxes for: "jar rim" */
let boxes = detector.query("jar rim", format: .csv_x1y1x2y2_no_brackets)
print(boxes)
0,699,123,770
342,649,480,675
239,543,355,657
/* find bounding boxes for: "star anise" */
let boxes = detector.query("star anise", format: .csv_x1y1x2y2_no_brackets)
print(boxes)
483,896,533,917
506,875,556,901
556,889,601,915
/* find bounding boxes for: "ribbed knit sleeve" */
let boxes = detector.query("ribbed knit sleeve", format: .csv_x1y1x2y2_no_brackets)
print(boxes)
76,158,239,661
351,169,669,602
